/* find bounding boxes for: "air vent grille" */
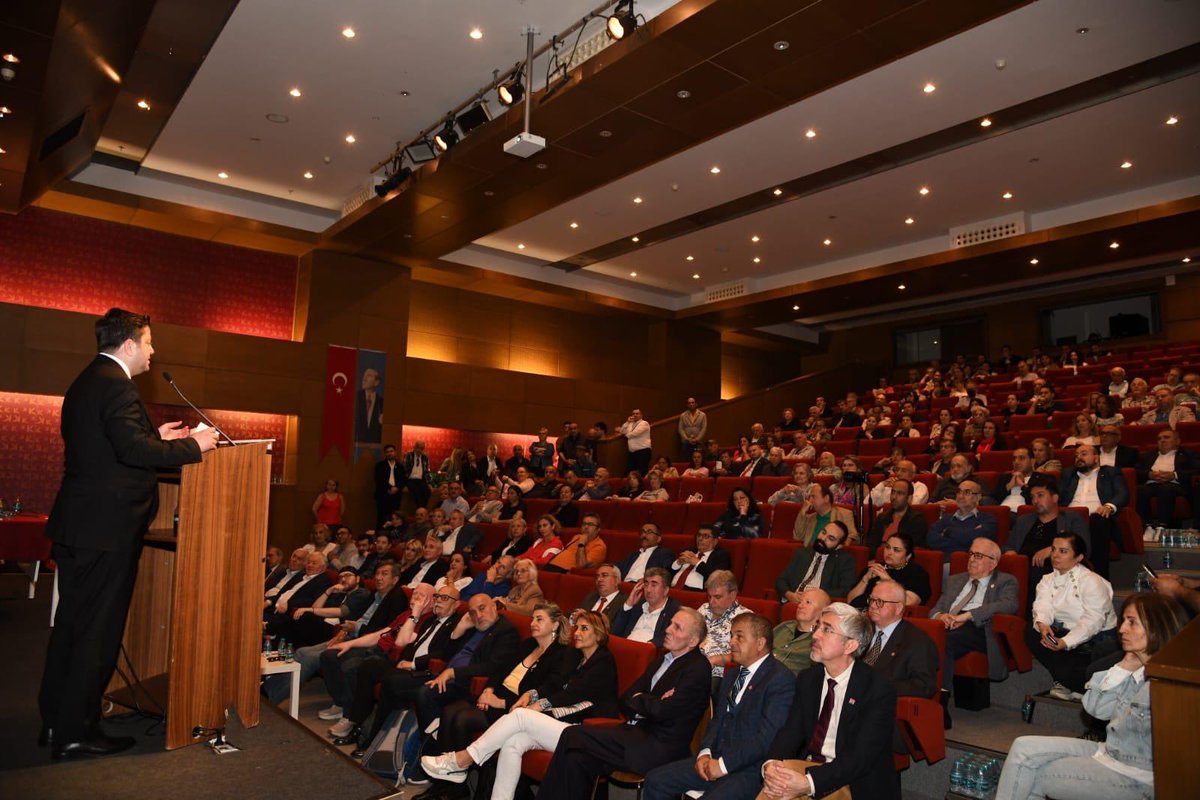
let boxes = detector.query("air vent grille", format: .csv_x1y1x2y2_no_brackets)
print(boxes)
705,281,747,303
950,212,1027,248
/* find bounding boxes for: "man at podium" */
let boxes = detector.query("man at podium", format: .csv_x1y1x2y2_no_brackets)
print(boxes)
38,308,219,760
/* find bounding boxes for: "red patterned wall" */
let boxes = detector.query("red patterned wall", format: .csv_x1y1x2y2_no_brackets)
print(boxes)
0,207,297,340
0,391,288,514
400,425,557,471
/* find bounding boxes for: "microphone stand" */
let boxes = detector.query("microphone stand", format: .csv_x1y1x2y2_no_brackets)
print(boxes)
162,372,237,446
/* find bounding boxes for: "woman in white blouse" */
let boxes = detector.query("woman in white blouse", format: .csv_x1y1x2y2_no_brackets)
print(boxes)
434,552,474,592
634,470,670,502
1025,533,1118,699
1061,414,1100,449
680,449,710,478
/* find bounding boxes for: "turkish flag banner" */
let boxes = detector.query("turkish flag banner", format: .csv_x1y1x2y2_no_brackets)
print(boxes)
320,345,357,461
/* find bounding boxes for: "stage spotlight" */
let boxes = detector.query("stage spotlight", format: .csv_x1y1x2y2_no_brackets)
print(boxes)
434,120,458,152
403,139,438,164
456,102,492,135
606,1,637,41
375,165,412,197
498,70,524,106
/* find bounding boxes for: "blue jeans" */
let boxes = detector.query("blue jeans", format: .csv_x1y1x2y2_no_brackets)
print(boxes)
995,735,1152,800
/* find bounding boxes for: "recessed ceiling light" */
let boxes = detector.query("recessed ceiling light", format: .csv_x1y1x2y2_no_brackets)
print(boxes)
0,147,6,154
773,41,790,51
0,106,11,115
751,235,760,243
773,188,783,196
303,170,313,179
1030,258,1039,265
217,171,229,179
469,28,483,40
753,257,761,264
686,255,694,261
792,304,800,311
1166,115,1178,125
598,130,613,137
1076,27,1089,35
1120,160,1132,169
1002,191,1013,199
266,113,289,124
633,196,643,204
342,27,356,38
569,222,579,229
805,128,816,139
1109,241,1120,249
629,271,637,277
919,186,930,196
517,243,526,250
345,134,356,144
631,236,640,242
136,99,150,110
289,88,302,98
710,166,721,174
823,238,832,246
692,273,700,279
980,117,992,127
898,284,907,290
1,54,18,64
923,82,936,94
904,217,914,225
676,89,691,99
1183,257,1191,263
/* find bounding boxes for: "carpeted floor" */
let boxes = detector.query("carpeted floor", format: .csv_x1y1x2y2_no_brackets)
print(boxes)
0,571,398,800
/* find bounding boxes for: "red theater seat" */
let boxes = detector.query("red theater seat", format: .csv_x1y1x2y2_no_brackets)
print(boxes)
679,476,716,501
751,476,789,503
683,503,726,535
743,539,804,599
713,477,752,502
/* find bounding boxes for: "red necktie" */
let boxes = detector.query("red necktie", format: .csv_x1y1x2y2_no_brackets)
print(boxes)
674,563,696,587
806,677,838,763
595,596,607,613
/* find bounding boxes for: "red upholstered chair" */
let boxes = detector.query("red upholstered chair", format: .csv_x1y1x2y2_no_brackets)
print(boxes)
1050,411,1079,433
911,504,943,530
669,587,705,609
577,501,615,528
978,450,1014,472
1009,415,1052,434
552,573,597,612
896,437,928,456
894,616,948,769
907,454,931,472
736,595,783,625
660,534,694,559
499,608,532,640
858,438,895,458
844,545,870,578
683,503,726,535
678,476,715,502
661,477,681,502
1122,424,1167,448
821,440,857,457
600,531,641,565
717,537,750,584
534,572,561,607
751,476,789,503
713,477,752,502
978,506,1011,548
874,545,943,617
611,501,654,532
831,426,861,440
524,499,555,520
743,539,804,600
649,502,687,534
768,502,804,539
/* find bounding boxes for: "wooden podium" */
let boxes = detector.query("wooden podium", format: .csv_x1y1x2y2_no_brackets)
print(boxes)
106,443,271,749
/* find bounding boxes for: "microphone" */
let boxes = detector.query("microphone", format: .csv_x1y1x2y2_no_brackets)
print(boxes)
162,371,236,446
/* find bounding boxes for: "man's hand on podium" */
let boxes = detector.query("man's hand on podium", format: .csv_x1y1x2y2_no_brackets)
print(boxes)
192,427,220,452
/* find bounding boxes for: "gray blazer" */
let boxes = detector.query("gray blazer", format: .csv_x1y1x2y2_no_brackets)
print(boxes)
1005,510,1088,557
931,571,1019,680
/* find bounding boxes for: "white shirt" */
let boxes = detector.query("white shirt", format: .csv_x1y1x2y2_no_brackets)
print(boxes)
1067,469,1107,513
406,559,439,588
625,545,658,582
788,659,855,797
620,419,652,452
413,615,453,661
265,568,299,599
1108,381,1129,398
671,551,713,589
1098,447,1117,468
870,480,928,507
409,457,423,480
387,460,397,487
1151,450,1179,482
275,572,317,609
441,526,462,555
698,652,770,774
625,600,667,643
797,552,828,593
99,351,132,379
936,574,992,616
591,590,620,612
1032,564,1117,649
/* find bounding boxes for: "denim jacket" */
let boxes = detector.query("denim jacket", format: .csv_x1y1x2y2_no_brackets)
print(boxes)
1083,663,1153,776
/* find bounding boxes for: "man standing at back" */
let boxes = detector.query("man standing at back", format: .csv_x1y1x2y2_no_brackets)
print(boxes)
40,308,219,759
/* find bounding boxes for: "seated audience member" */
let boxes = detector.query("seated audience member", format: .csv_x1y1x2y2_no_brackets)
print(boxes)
265,547,307,602
777,521,857,600
460,449,487,496
848,532,931,609
304,523,338,559
653,455,680,479
328,526,357,570
862,580,939,707
1136,386,1196,428
579,563,627,623
434,552,474,593
325,583,454,744
612,470,643,500
971,420,1001,454
346,535,372,572
998,393,1022,427
643,613,795,800
1026,534,1118,699
1031,437,1062,474
788,431,817,460
440,481,471,519
813,450,839,476
865,479,929,551
285,565,373,648
830,462,859,506
1136,428,1195,529
1027,384,1066,415
737,442,769,477
1058,444,1128,578
459,555,514,599
497,486,527,521
712,488,765,539
996,593,1181,800
671,524,733,590
759,602,900,800
501,465,535,497
1174,371,1200,406
388,537,422,578
697,571,749,697
893,414,921,441
486,517,532,565
612,567,681,646
1106,366,1129,398
932,454,975,502
616,523,675,582
1152,366,1184,394
405,507,433,542
634,470,671,502
578,467,613,500
1091,395,1125,429
1061,414,1099,449
772,588,832,675
524,515,565,568
869,460,930,508
986,447,1035,512
437,509,482,557
769,462,815,506
929,438,958,477
264,551,333,633
540,609,712,798
930,538,1018,714
401,537,449,588
929,480,997,564
419,610,620,796
524,465,564,500
792,484,859,546
1124,376,1154,411
496,558,545,615
548,483,580,529
764,446,789,476
572,445,598,479
711,451,736,477
1006,476,1089,583
545,513,606,573
1096,424,1138,469
1153,573,1200,619
681,448,710,478
465,485,503,524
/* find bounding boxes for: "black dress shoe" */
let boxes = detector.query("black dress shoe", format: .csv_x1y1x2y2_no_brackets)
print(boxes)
51,733,136,760
38,726,53,747
330,726,360,747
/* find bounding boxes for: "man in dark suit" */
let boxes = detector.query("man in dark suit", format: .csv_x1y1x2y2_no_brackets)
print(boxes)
38,308,218,759
541,608,713,797
264,545,284,580
738,443,769,477
374,444,403,527
759,602,899,799
401,537,449,588
1096,425,1139,470
403,440,432,511
776,522,857,601
1136,429,1194,528
670,524,733,590
265,547,307,602
1008,475,1090,581
863,581,938,700
437,509,483,556
263,550,334,634
1059,444,1129,578
644,613,795,800
865,479,929,551
616,523,676,582
579,563,627,624
612,568,681,647
354,367,383,444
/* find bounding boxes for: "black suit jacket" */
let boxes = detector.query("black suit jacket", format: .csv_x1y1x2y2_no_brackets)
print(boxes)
865,507,929,551
264,565,293,593
618,647,713,774
767,661,899,799
400,558,448,587
612,596,682,647
403,451,431,484
616,545,677,581
439,523,483,554
703,655,796,774
374,457,402,501
579,590,628,624
355,389,383,443
543,645,620,720
444,615,521,685
671,546,733,589
1059,465,1130,510
775,548,857,599
362,585,412,636
869,619,938,699
399,611,462,672
48,355,203,551
1135,449,1195,485
1100,444,1139,471
279,572,334,611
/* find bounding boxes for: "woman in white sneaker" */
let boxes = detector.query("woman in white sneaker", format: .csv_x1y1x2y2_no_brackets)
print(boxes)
421,610,619,799
996,593,1181,799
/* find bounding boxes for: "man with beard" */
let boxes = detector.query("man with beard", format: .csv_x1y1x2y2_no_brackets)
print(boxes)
776,522,857,601
1058,443,1128,578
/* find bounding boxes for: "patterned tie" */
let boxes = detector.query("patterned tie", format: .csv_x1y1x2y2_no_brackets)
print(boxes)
806,677,839,763
727,666,750,712
950,578,980,616
797,554,825,591
863,630,884,665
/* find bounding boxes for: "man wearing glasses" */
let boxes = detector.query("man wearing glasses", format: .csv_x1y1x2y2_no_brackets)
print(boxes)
670,524,733,590
617,523,676,582
929,538,1018,723
1095,425,1138,470
545,513,607,572
928,480,998,568
864,581,938,753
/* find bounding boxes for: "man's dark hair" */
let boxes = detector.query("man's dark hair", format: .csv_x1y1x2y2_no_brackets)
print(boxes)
95,308,150,352
1027,474,1059,495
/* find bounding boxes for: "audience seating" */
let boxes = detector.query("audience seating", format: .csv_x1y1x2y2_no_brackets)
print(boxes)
678,476,715,501
751,476,790,502
743,539,804,599
895,616,948,769
713,477,751,502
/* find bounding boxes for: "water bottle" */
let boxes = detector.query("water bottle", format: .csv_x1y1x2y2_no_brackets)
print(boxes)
1163,549,1174,570
974,761,991,798
284,640,294,663
12,497,21,514
949,756,967,793
1021,693,1035,723
262,634,271,655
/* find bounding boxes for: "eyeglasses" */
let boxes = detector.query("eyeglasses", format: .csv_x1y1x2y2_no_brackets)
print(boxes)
816,623,849,638
868,597,902,607
968,551,996,561
432,593,454,601
956,489,981,496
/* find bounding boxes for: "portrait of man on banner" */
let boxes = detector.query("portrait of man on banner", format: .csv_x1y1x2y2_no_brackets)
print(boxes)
354,350,386,456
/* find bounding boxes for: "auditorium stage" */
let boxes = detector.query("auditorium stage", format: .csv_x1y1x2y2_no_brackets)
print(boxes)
0,572,398,800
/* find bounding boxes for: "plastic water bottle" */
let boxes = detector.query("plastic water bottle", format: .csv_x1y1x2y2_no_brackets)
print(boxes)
949,756,967,793
283,640,294,663
12,497,21,514
262,634,271,655
960,754,980,798
1163,549,1174,570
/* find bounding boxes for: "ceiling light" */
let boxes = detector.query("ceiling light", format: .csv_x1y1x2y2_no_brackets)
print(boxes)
136,99,150,110
631,236,640,242
498,70,525,106
805,128,816,139
1166,116,1178,125
374,166,412,197
0,147,6,154
1030,258,1039,265
303,170,313,179
709,166,721,174
433,120,457,151
692,273,700,279
823,238,832,246
686,255,694,261
792,305,800,311
1183,257,1191,263
289,88,302,98
633,196,643,204
266,113,289,124
923,82,936,94
1002,191,1013,199
773,41,790,51
469,28,483,40
217,171,229,179
517,243,526,250
773,188,783,196
751,235,760,243
0,106,10,116
1076,27,1089,35
753,257,761,264
1109,241,1119,249
676,90,691,99
898,284,907,290
1120,160,1132,169
919,186,930,196
342,27,356,38
345,134,356,144
606,1,638,41
980,117,992,127
904,217,914,225
629,271,638,277
569,222,579,229
1,54,18,64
